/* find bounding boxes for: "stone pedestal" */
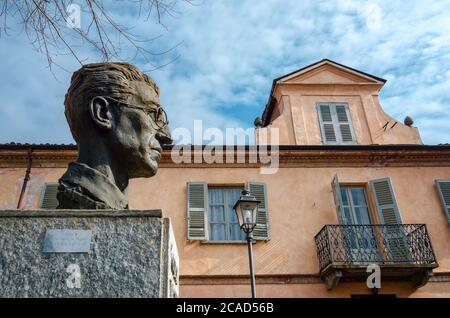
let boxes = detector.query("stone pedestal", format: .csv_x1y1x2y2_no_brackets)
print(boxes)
0,210,179,298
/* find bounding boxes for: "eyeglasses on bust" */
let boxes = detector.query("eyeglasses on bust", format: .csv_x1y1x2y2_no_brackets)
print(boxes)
100,96,169,129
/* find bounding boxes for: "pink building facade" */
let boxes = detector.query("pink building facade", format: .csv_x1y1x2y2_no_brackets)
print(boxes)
1,60,450,297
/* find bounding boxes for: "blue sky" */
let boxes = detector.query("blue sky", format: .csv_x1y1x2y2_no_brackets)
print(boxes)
1,0,450,145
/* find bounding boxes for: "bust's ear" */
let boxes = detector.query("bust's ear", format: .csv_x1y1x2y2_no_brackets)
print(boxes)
89,96,113,130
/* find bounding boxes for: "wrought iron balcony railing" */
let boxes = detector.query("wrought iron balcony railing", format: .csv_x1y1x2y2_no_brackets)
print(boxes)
315,224,437,273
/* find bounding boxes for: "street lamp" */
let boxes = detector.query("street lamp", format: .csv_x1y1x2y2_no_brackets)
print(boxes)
233,189,260,298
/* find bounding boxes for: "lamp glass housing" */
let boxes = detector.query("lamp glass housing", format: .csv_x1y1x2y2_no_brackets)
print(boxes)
233,191,260,233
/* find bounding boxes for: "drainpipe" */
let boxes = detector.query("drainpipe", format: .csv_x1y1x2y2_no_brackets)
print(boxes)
17,147,33,209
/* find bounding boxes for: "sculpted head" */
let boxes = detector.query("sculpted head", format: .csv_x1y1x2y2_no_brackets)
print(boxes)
64,62,172,179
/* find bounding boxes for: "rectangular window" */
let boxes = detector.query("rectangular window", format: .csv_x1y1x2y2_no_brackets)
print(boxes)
340,186,372,225
40,183,59,209
208,187,245,241
331,176,373,225
186,182,269,242
331,176,409,262
339,186,376,257
317,103,356,144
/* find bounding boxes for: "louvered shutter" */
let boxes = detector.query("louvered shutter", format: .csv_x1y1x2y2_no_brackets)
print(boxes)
318,104,337,143
186,182,209,240
335,105,355,143
247,182,270,240
370,178,402,224
435,180,450,224
331,174,345,224
317,104,356,144
370,178,409,262
40,183,59,209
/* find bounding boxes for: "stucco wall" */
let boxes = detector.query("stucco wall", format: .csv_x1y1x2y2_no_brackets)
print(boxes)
180,281,450,298
257,67,422,145
0,168,26,209
129,166,450,276
2,163,450,297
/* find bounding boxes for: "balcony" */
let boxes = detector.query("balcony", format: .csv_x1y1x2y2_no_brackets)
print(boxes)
315,224,438,290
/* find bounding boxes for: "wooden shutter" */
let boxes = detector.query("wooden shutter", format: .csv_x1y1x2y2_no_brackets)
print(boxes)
247,182,270,241
186,182,208,240
370,178,409,262
370,178,402,224
317,104,356,144
331,174,345,224
318,104,337,143
335,105,355,143
40,183,59,209
435,180,450,224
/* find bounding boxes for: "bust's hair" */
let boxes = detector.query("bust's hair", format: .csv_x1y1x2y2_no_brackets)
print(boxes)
64,62,159,142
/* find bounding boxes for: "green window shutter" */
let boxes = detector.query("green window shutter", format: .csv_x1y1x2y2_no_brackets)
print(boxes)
370,178,402,224
435,179,450,224
370,177,409,262
331,174,345,224
186,182,209,240
335,105,355,143
317,104,356,144
317,104,337,143
247,182,270,241
40,183,59,209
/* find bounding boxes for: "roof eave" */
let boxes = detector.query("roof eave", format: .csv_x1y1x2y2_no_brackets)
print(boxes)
260,59,387,126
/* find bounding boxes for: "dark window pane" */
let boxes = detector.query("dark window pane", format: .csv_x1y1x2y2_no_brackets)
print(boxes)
209,187,244,241
210,206,225,222
230,223,245,240
209,188,224,204
228,188,242,203
340,188,349,206
229,209,238,223
351,188,367,206
354,207,371,225
226,188,244,240
210,223,226,241
227,188,242,219
343,207,352,224
339,187,373,226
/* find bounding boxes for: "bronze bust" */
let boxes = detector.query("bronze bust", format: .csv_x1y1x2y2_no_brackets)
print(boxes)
57,62,172,209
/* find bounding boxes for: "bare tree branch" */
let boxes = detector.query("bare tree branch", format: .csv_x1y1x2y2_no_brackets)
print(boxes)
0,0,200,73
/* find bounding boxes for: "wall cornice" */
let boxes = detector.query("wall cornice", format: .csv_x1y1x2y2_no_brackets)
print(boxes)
1,145,450,168
180,272,450,285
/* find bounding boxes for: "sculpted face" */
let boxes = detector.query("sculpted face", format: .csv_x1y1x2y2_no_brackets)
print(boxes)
60,62,172,210
107,81,172,178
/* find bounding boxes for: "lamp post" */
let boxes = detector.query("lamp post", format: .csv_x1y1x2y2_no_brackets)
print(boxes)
233,189,260,298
